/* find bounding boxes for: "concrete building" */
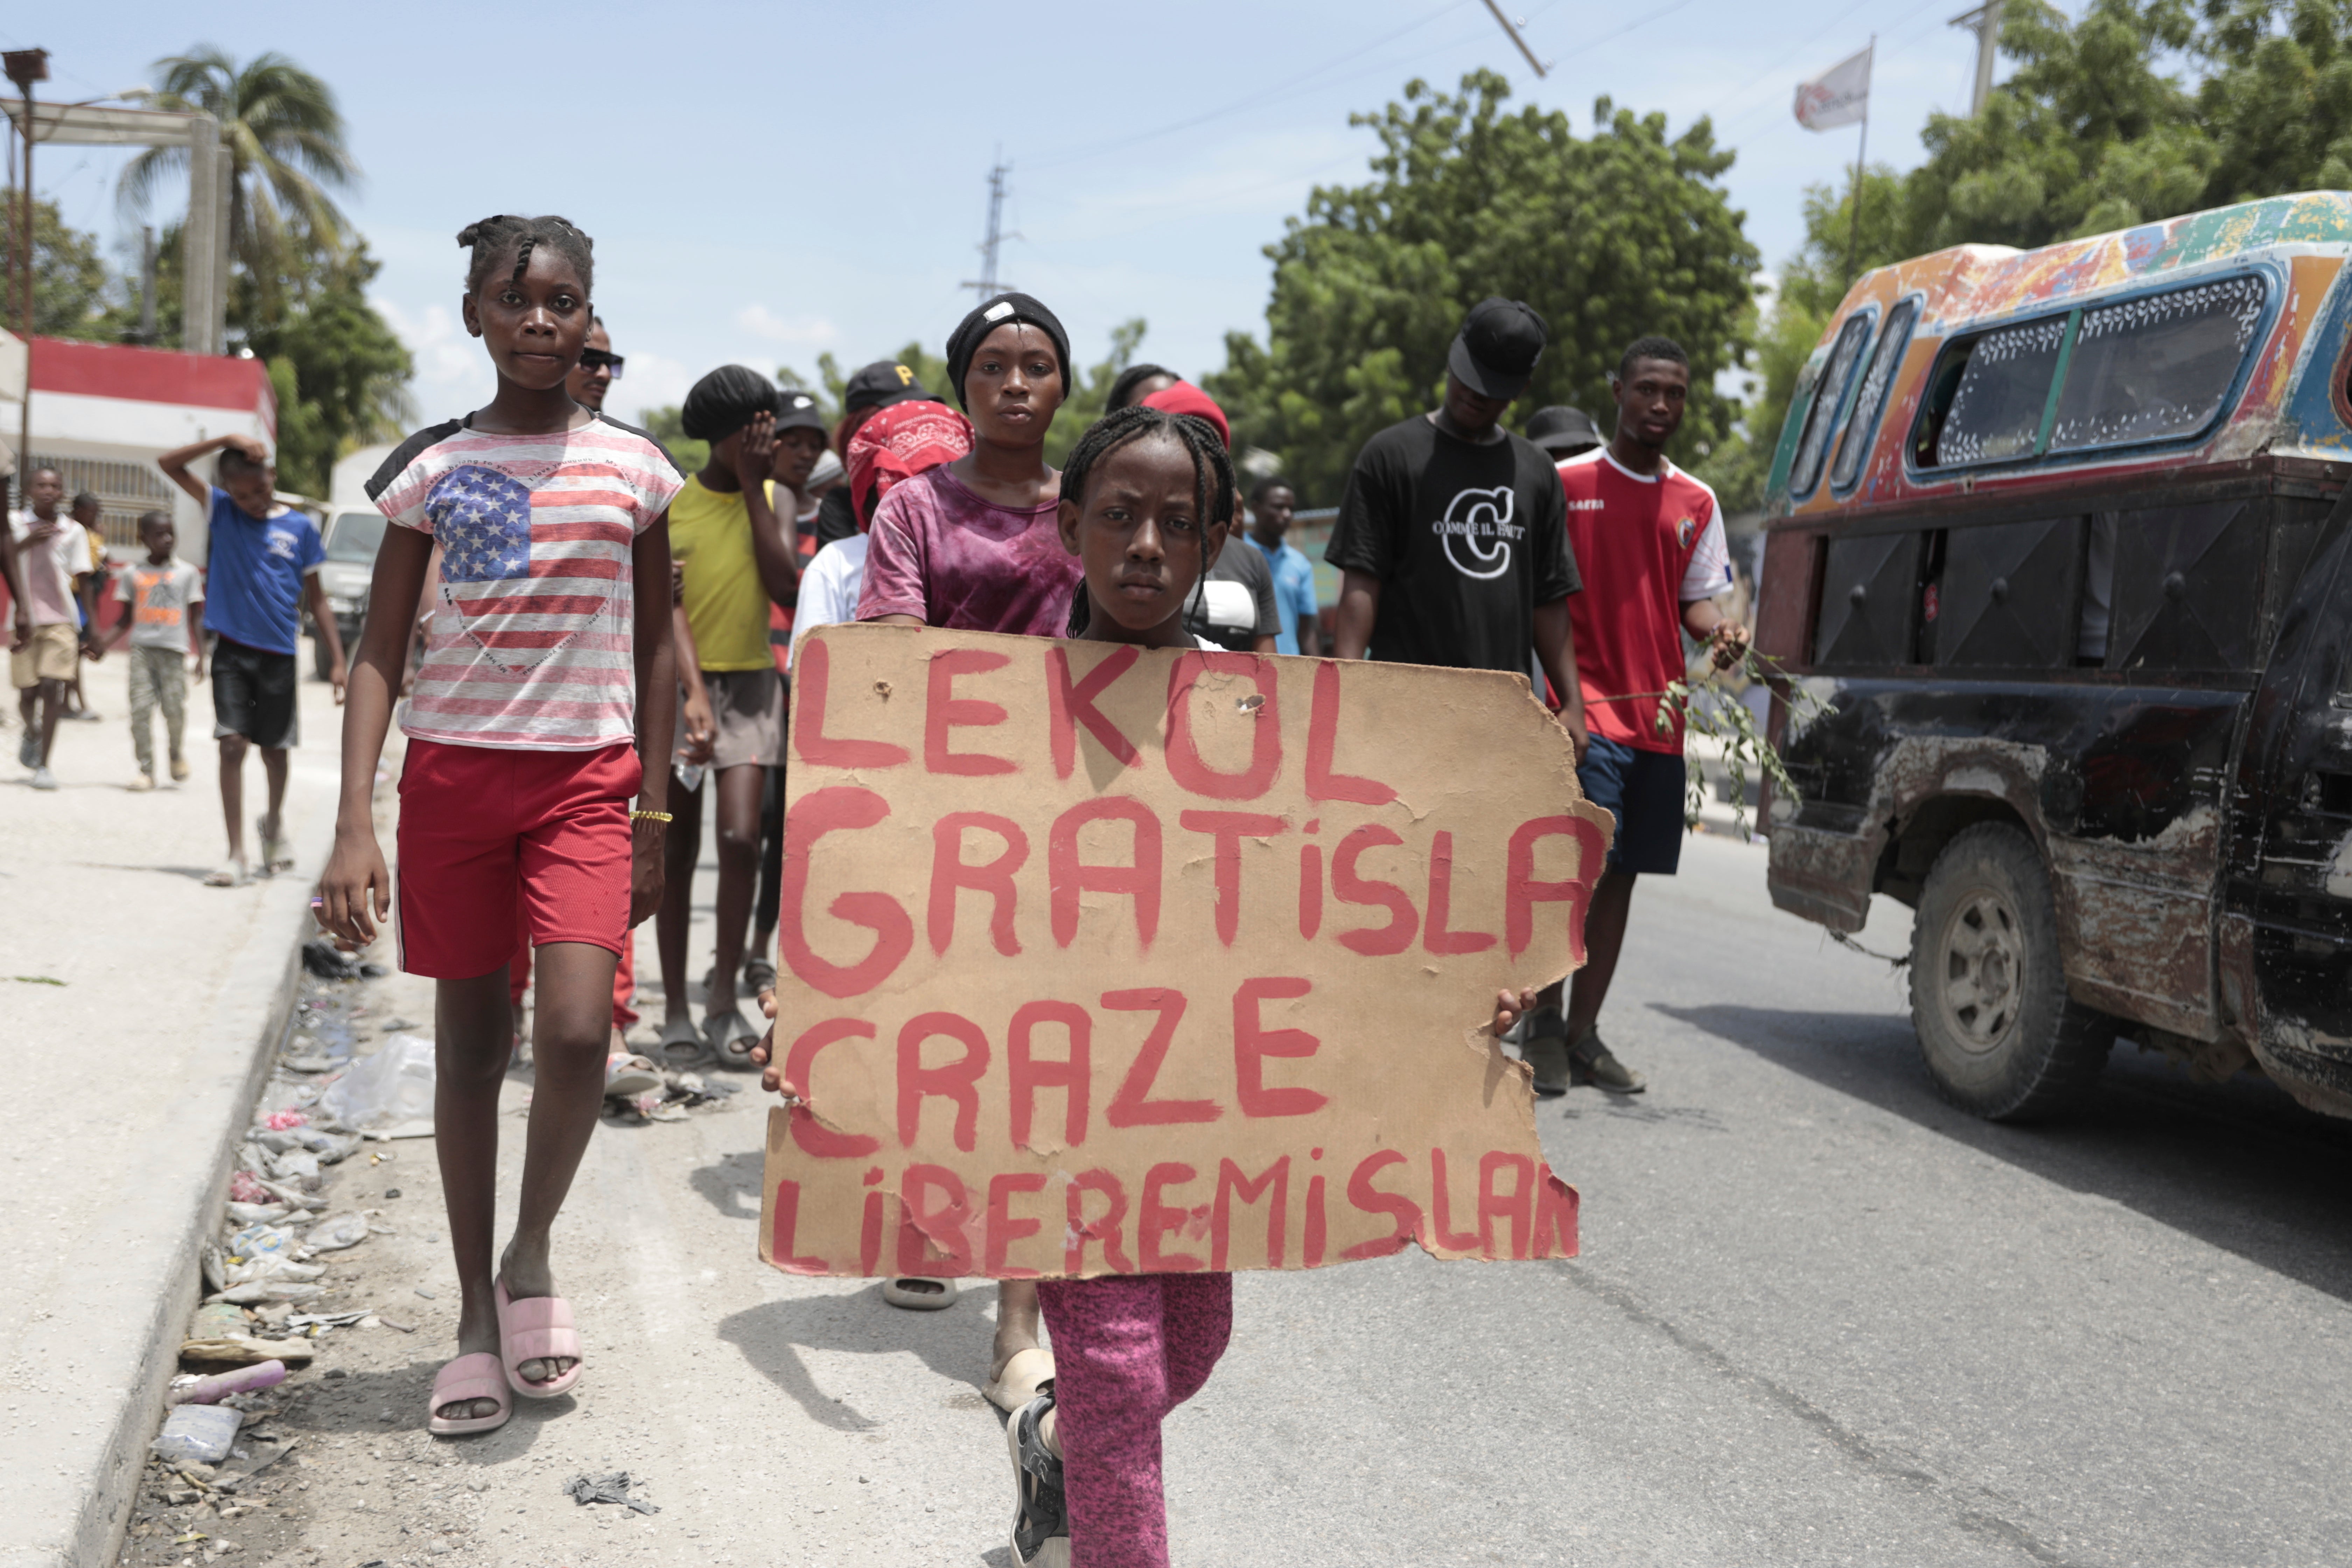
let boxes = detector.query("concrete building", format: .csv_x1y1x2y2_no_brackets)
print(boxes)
1,329,275,558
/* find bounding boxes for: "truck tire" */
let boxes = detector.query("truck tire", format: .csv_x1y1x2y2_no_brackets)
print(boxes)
1908,821,2113,1121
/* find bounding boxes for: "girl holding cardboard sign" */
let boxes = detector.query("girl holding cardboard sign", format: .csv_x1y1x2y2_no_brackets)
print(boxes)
760,400,1538,1568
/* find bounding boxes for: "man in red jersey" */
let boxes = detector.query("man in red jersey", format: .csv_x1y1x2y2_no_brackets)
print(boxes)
1524,335,1748,1096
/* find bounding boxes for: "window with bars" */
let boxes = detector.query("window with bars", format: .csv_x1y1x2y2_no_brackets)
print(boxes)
27,453,178,551
1829,297,1919,491
2049,275,2267,453
1933,315,2070,467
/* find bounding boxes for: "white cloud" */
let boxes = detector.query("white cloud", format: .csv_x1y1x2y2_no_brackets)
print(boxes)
733,306,841,349
371,295,494,423
607,351,695,425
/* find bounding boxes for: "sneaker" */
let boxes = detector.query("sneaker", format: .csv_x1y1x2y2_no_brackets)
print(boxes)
1519,1007,1570,1097
169,756,191,783
128,772,155,792
1568,1026,1647,1094
28,766,56,791
17,732,36,769
1007,1382,1069,1568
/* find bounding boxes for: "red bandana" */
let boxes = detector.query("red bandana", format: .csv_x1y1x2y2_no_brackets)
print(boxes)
848,400,975,529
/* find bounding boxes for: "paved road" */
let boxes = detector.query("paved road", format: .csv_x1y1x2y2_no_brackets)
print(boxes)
168,826,2352,1568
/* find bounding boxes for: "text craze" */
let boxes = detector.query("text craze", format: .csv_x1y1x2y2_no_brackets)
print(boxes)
760,624,1614,1280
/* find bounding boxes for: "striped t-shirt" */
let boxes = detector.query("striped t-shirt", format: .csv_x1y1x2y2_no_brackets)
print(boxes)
368,414,684,750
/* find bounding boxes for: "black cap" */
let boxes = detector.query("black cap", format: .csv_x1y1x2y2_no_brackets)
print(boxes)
1447,297,1548,401
945,293,1071,412
843,360,930,414
1524,405,1602,457
776,389,828,436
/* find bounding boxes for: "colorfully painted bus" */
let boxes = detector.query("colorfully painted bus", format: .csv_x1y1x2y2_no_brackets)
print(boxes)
1752,192,2352,1122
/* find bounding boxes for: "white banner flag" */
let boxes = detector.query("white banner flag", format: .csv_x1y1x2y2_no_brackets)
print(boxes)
1795,45,1872,131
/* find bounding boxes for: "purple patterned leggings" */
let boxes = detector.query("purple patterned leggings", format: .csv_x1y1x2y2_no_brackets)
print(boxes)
1036,1272,1233,1568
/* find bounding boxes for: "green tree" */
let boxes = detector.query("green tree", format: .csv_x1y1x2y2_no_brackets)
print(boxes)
0,192,122,338
243,245,412,497
1209,70,1759,505
119,46,360,324
1698,168,1909,512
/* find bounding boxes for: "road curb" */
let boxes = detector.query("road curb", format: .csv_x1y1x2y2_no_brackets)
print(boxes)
31,812,338,1568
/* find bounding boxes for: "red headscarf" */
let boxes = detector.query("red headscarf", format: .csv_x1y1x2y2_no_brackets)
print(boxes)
847,400,975,528
1141,380,1231,447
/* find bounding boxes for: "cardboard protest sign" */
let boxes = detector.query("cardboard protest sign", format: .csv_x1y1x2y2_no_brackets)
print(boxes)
760,623,1611,1280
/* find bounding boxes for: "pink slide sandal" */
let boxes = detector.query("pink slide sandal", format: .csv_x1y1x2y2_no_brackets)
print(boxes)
495,1277,585,1399
427,1352,512,1436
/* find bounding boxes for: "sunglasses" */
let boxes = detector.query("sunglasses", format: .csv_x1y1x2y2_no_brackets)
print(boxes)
577,347,625,377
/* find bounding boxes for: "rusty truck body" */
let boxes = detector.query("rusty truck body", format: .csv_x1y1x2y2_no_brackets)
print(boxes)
1754,192,2352,1121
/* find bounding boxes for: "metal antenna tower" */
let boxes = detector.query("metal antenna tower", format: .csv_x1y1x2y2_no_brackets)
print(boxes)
962,155,1018,299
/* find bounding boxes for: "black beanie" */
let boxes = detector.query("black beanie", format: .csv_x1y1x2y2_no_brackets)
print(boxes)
944,293,1071,412
680,364,780,442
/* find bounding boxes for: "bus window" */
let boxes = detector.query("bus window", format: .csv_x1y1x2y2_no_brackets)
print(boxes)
1829,297,1919,491
2049,275,2266,453
1918,315,2070,468
1787,310,1876,498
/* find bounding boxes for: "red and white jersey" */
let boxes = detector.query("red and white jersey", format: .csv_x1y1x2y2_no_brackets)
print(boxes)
1558,448,1730,753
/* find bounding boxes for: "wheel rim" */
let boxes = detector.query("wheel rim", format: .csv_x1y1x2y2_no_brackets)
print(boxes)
1936,888,2023,1054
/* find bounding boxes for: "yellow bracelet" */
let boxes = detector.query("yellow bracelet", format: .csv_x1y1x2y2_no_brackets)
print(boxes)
631,810,673,824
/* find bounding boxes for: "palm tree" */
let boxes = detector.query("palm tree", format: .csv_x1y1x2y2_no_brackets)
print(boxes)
117,47,359,316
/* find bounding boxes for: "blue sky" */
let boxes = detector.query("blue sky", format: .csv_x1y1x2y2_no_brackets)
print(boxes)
10,0,2004,429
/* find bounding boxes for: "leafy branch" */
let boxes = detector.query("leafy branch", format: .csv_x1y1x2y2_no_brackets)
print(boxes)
1586,649,1826,838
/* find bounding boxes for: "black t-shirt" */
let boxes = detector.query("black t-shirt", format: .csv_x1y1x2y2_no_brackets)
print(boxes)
1324,414,1579,671
1185,528,1280,652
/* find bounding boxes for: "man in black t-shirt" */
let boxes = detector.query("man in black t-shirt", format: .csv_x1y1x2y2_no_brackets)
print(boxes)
1326,297,1588,755
1329,302,1657,1094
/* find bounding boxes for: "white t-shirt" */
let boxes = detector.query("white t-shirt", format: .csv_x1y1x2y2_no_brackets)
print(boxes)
9,512,91,628
790,535,870,660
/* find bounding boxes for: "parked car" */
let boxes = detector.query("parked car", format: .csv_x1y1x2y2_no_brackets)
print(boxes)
1754,191,2352,1123
304,507,385,679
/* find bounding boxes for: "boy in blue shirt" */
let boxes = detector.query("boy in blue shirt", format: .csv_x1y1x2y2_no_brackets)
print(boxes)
1244,477,1321,656
158,434,346,887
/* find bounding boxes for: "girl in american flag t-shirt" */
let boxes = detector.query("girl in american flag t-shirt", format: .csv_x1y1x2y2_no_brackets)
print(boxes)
314,216,684,1440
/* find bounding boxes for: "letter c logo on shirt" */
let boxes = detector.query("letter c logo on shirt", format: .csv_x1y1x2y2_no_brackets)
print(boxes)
1434,485,1516,581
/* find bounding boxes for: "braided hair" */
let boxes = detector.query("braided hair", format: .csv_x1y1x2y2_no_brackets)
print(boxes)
1059,404,1237,636
456,215,596,297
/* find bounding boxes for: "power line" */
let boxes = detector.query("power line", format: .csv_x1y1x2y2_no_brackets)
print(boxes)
1024,0,1466,172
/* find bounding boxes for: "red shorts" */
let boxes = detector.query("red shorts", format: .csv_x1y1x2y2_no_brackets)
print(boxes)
396,740,642,979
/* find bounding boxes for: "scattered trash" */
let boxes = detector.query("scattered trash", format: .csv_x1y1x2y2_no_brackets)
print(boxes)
226,1172,273,1205
281,1052,338,1074
380,1017,418,1032
168,1361,287,1407
206,1280,324,1306
383,1188,402,1199
286,1310,372,1330
189,1303,249,1340
564,1472,660,1514
414,1287,436,1299
319,1034,436,1138
263,1111,309,1131
300,940,364,981
153,1405,243,1465
304,1212,371,1253
375,1317,416,1334
223,1203,293,1226
360,961,389,979
180,1334,313,1366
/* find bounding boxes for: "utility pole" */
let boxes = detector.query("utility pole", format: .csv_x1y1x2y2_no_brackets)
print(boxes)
961,155,1016,300
1477,0,1548,78
3,46,47,516
139,225,156,344
1952,1,2003,117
